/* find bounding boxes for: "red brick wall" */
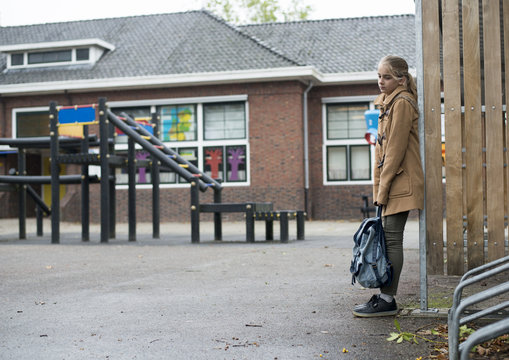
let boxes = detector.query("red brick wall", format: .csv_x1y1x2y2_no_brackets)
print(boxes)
305,83,380,220
0,80,391,222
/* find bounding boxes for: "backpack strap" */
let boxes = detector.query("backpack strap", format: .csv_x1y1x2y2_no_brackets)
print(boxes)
393,93,419,114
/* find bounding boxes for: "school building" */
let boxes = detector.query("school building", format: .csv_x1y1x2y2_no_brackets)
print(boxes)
0,11,416,222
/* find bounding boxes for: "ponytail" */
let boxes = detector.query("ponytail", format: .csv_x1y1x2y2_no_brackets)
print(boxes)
406,73,418,99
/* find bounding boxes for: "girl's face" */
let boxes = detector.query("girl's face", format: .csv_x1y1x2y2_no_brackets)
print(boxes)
377,64,405,95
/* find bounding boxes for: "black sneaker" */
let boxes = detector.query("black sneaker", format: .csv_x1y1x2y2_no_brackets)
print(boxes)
352,294,398,317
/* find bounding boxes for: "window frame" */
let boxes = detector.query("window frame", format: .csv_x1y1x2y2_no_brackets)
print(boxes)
203,102,246,140
109,95,250,189
322,96,377,186
7,46,103,69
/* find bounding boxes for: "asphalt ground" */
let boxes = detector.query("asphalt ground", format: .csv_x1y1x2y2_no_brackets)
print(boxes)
0,218,453,360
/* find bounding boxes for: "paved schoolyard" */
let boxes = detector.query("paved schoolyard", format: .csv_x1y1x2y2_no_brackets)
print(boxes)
0,218,447,360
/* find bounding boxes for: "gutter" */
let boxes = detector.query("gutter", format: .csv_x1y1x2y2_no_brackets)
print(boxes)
303,81,313,218
0,67,382,96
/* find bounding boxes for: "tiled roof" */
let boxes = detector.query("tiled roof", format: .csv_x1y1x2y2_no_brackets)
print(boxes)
0,11,416,86
239,15,416,73
0,11,299,85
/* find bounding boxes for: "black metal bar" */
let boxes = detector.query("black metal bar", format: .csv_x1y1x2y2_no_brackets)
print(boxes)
128,136,136,241
17,148,26,239
265,218,274,241
36,206,43,237
246,203,255,242
0,135,98,148
200,203,255,212
190,180,200,243
109,175,116,239
108,118,116,239
297,210,305,240
151,112,160,239
280,211,289,243
49,102,60,244
0,174,98,184
99,98,109,243
213,186,222,241
26,184,50,215
81,125,90,241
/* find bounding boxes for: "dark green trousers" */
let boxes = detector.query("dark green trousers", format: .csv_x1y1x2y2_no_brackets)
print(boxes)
381,210,409,296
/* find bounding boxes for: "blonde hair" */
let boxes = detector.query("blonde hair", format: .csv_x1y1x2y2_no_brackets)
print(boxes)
378,55,417,99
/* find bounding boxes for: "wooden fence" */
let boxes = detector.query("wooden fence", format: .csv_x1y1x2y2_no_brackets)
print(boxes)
420,0,508,275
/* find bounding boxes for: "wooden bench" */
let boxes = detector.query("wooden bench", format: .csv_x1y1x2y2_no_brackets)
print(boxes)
193,201,305,243
193,202,272,243
254,210,305,243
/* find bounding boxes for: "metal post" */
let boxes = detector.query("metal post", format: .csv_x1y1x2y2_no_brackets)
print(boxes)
415,0,429,312
99,98,109,243
17,148,26,239
190,181,200,243
151,160,160,239
151,112,160,239
108,117,116,239
246,203,255,242
297,210,305,240
36,205,43,237
280,211,289,243
266,216,274,241
213,185,222,241
128,136,136,241
49,102,60,244
81,125,90,241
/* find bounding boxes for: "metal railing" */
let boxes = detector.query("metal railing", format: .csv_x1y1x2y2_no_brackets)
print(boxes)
448,255,509,360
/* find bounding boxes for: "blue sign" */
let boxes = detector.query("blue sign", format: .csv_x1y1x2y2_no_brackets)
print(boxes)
58,106,97,125
364,109,379,145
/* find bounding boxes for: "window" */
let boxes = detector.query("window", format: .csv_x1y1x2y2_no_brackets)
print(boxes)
323,101,373,184
16,111,50,137
350,145,371,180
76,48,90,61
204,102,245,140
203,145,247,182
327,103,367,139
160,105,196,142
28,50,72,64
109,96,249,188
327,146,347,181
4,40,114,69
11,53,24,66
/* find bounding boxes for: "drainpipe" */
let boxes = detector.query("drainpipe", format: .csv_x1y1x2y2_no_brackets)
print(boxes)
0,95,4,137
303,81,313,218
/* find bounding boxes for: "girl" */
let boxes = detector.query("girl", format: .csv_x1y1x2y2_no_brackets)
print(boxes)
353,55,424,317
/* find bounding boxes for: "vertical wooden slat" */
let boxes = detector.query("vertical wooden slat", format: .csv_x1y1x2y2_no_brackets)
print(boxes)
462,0,484,269
483,0,505,262
443,0,464,275
503,0,509,258
422,0,444,274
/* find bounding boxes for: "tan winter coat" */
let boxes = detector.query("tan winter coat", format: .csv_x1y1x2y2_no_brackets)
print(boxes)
373,86,424,216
